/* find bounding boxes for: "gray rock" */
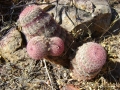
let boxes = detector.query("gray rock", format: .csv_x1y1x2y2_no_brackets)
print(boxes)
0,28,30,63
44,0,112,37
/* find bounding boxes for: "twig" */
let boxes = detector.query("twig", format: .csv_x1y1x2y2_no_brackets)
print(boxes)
43,59,54,90
108,62,117,83
100,15,120,38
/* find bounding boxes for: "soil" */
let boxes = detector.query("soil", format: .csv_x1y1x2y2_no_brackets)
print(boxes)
0,0,120,90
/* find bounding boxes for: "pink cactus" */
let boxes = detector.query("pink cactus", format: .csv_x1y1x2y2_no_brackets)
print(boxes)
49,37,64,56
19,5,60,41
27,36,65,60
27,36,48,60
71,42,106,80
19,5,74,67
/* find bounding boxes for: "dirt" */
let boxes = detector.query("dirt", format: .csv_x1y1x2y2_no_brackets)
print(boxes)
0,0,120,90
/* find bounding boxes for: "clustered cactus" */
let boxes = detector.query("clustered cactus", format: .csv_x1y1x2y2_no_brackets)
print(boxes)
26,36,48,60
71,42,106,80
18,5,107,80
27,36,64,60
19,5,74,67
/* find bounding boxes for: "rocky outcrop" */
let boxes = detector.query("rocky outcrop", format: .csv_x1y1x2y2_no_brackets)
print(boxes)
43,0,112,37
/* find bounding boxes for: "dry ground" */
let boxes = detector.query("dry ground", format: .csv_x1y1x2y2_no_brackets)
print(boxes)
0,0,120,90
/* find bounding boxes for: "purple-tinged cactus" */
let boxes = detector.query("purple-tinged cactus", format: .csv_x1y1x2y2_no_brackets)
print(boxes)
71,42,106,80
27,36,65,60
27,36,49,60
19,5,75,67
19,5,61,41
49,37,64,56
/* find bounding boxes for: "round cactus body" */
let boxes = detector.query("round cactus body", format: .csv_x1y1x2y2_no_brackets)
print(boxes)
49,37,64,56
27,36,48,60
71,42,106,80
19,5,60,41
19,5,74,67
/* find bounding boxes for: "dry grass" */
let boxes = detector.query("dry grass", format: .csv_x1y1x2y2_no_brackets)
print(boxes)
0,0,120,90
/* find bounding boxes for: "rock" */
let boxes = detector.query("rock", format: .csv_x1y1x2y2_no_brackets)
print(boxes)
44,0,72,5
0,28,30,63
111,2,120,21
43,0,112,37
0,28,22,53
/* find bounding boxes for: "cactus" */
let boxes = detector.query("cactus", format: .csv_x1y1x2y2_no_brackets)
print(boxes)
19,4,75,67
71,42,106,80
44,27,74,67
19,5,61,41
27,36,49,60
27,36,65,60
49,37,64,56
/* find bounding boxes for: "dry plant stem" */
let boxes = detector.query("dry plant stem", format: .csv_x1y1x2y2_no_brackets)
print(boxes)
100,15,120,38
43,59,54,90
